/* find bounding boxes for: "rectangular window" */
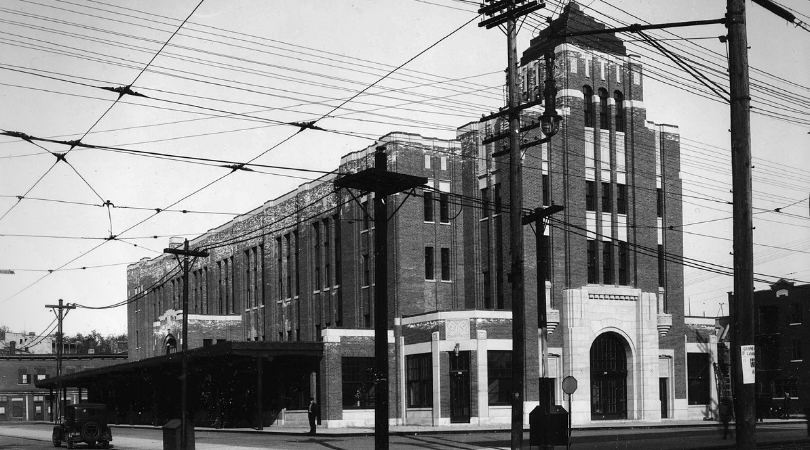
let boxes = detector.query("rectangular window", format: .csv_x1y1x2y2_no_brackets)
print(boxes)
658,245,665,288
362,254,370,287
284,234,291,298
423,191,434,222
494,183,502,215
203,339,212,347
424,154,431,169
407,353,433,407
586,181,595,211
276,237,283,300
362,200,369,231
792,340,802,361
313,222,321,290
618,241,629,285
790,303,803,324
587,240,597,283
342,357,375,409
617,184,627,214
324,218,331,288
440,248,450,281
601,182,611,213
602,241,613,284
294,231,300,296
244,250,253,309
425,247,434,280
542,174,550,207
488,351,512,405
18,368,30,384
439,193,450,223
481,187,490,219
440,156,448,171
483,270,492,309
657,188,663,217
687,353,711,405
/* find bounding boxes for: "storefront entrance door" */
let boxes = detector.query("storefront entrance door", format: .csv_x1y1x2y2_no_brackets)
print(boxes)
449,351,470,423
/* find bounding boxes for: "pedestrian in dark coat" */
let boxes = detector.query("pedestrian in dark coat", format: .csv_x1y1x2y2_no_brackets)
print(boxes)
308,397,320,435
784,392,792,419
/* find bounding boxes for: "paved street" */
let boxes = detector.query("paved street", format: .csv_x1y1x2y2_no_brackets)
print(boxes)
1,421,807,449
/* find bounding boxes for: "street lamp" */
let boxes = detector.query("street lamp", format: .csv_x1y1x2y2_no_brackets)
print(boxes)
540,49,562,138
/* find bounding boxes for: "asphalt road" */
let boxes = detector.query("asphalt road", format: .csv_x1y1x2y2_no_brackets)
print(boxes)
0,422,807,449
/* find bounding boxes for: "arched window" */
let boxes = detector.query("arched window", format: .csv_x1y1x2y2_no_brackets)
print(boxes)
583,85,594,127
598,88,608,129
614,91,625,132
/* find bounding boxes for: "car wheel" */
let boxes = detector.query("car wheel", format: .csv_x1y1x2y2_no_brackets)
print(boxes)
52,437,61,447
81,421,102,441
66,440,73,449
99,440,110,449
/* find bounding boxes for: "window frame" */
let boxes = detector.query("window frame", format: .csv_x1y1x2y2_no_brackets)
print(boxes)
423,191,434,222
342,357,376,409
406,353,433,408
583,85,594,127
425,247,435,280
488,350,512,405
440,248,451,281
439,193,450,223
614,90,625,132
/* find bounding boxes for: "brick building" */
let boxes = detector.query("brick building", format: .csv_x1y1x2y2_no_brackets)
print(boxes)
751,279,809,418
0,353,126,422
118,2,687,428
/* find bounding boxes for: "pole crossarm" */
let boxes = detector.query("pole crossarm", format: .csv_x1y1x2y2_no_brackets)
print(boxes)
521,205,564,226
334,168,427,197
479,1,546,29
482,119,545,145
479,98,543,123
163,247,209,258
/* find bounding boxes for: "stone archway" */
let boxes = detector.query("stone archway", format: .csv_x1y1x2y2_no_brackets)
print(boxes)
590,332,628,420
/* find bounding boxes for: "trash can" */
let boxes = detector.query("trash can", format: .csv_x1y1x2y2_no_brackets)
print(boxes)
163,419,195,450
529,404,569,447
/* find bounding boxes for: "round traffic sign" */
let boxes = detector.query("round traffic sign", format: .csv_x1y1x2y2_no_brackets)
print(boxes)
562,375,578,394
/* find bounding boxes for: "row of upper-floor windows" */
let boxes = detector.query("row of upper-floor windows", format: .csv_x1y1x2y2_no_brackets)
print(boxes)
424,191,451,223
586,182,664,218
583,86,625,132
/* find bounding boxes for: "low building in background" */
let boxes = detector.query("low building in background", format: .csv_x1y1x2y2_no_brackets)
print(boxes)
0,331,126,422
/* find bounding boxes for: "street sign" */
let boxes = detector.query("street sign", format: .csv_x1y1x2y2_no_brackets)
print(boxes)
562,376,578,394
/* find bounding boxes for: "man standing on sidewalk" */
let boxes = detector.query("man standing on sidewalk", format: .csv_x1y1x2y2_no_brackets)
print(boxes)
308,397,320,435
783,392,792,419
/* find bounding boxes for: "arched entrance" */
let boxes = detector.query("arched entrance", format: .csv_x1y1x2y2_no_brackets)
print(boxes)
590,332,627,420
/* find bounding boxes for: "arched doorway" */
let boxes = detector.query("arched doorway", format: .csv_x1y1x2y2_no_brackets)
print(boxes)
590,332,628,420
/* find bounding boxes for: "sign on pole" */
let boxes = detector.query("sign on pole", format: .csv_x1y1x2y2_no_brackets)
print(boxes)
741,345,755,384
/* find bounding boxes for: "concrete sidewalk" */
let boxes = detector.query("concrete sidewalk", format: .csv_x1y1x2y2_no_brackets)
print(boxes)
108,417,807,437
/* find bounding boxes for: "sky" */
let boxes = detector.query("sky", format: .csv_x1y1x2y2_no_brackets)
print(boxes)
1,0,808,337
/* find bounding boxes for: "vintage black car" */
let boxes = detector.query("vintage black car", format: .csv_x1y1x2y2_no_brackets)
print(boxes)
52,403,112,448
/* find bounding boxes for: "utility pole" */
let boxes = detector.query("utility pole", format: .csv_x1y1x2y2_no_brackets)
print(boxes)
726,0,756,448
334,146,426,450
523,205,563,401
164,239,208,450
45,299,75,423
478,2,546,448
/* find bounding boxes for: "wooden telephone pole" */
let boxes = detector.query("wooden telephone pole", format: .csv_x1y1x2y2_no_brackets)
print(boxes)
164,239,208,450
726,0,756,448
477,2,546,449
45,299,75,422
